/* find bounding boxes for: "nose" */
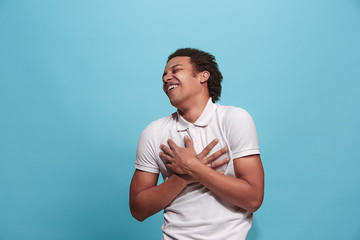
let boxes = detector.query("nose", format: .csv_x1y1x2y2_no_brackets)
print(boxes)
162,72,172,83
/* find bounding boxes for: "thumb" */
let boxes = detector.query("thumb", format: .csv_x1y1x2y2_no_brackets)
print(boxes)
184,135,194,149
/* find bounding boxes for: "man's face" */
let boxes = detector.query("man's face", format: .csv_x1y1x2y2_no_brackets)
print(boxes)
162,56,202,108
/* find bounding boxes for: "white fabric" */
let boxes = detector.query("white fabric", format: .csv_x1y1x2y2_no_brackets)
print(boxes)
135,98,260,240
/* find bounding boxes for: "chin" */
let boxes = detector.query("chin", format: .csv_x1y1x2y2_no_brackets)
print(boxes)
168,97,181,108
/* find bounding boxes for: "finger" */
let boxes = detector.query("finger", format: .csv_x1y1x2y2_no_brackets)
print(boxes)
167,139,178,151
198,138,219,159
184,135,194,150
165,163,173,170
160,144,175,157
205,146,228,164
159,152,173,163
208,158,229,169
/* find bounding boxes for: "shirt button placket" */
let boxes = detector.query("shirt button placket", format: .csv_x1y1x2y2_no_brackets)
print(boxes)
188,125,202,154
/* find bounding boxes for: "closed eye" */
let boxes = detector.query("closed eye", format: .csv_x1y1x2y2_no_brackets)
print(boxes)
173,68,182,73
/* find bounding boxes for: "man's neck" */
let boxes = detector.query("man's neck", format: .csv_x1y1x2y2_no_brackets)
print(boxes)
177,96,210,124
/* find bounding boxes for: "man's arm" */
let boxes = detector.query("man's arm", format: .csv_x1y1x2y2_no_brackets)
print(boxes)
189,154,264,212
129,171,188,221
129,139,229,221
161,137,264,212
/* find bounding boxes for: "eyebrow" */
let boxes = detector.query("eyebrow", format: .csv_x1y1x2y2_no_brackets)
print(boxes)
163,64,183,77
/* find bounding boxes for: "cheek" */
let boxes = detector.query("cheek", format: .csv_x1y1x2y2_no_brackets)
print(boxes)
172,74,181,81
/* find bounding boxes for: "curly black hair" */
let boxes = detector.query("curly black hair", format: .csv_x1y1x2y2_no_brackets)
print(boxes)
167,48,223,103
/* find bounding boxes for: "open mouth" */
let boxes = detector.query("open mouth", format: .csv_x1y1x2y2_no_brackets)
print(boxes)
167,84,179,93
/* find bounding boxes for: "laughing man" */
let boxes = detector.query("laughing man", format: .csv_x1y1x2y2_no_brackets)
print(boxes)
130,48,264,240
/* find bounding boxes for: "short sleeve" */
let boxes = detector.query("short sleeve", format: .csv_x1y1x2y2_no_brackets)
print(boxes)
223,107,260,159
135,124,160,174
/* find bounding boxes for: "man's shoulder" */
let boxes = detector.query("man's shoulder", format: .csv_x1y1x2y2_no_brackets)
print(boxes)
216,103,252,119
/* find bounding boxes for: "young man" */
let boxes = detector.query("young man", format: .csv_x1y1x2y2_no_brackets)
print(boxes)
130,48,264,240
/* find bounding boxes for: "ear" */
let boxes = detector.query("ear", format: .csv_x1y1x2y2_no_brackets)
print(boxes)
199,71,210,83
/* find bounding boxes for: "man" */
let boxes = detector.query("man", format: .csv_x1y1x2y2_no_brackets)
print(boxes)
130,48,264,240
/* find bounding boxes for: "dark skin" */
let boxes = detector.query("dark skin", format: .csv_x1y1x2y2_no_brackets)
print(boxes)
130,138,229,221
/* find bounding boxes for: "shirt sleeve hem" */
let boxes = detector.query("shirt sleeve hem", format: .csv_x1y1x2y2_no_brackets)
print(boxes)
232,149,260,159
135,163,160,174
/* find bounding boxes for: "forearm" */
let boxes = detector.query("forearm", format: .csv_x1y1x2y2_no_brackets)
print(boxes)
190,163,263,212
130,174,188,221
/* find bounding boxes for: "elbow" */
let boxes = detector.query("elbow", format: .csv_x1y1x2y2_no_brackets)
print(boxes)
130,205,148,222
130,210,146,222
132,213,147,222
246,195,264,213
247,201,262,213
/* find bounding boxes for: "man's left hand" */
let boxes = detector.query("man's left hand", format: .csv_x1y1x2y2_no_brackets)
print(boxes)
159,136,198,175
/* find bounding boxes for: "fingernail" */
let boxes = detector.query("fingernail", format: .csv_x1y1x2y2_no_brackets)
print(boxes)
214,138,219,142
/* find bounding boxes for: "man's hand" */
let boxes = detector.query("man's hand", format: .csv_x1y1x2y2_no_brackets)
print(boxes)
197,138,229,169
159,136,229,182
159,136,197,175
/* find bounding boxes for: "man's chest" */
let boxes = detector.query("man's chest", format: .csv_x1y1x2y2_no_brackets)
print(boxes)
155,121,235,179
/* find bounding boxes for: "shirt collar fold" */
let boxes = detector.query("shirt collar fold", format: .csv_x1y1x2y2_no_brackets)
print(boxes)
176,98,216,131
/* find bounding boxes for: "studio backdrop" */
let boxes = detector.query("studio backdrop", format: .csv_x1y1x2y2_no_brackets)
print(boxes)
1,0,359,239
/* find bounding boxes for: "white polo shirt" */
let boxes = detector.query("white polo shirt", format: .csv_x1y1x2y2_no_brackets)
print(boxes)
135,98,260,240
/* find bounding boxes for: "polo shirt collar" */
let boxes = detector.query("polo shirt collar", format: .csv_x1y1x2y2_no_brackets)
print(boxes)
176,98,216,131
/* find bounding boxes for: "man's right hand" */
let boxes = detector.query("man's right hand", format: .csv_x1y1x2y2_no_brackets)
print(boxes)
177,138,229,184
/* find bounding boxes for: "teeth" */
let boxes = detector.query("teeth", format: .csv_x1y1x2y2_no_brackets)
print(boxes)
167,85,179,92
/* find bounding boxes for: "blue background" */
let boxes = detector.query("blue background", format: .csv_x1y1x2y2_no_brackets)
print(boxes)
1,0,359,239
